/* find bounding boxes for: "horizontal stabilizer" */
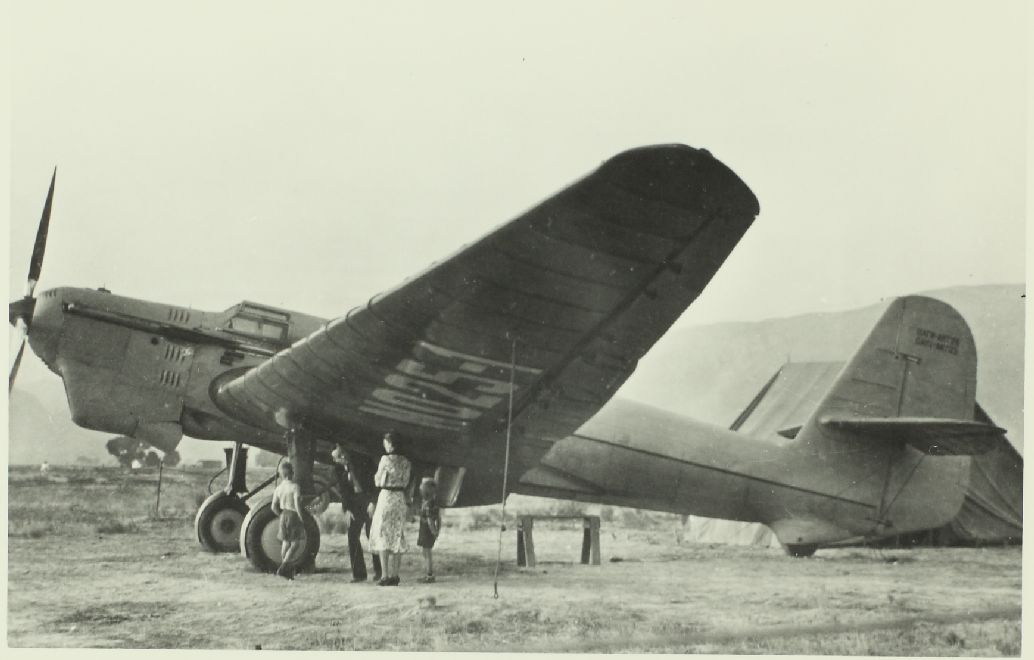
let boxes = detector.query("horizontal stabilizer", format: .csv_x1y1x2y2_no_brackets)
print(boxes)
820,417,1005,455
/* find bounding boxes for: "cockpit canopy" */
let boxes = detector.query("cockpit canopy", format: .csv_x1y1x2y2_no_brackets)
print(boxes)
223,302,290,343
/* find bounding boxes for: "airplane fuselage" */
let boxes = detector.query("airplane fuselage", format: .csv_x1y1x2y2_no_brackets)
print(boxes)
517,399,970,546
24,286,973,548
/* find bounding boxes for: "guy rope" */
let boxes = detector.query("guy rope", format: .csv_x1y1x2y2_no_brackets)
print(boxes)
493,339,518,599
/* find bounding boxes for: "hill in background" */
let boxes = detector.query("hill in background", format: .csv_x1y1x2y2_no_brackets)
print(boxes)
619,283,1023,452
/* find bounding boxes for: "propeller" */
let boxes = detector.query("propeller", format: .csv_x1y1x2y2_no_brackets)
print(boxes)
9,168,56,392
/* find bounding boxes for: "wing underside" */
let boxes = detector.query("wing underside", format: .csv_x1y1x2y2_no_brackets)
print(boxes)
215,144,760,466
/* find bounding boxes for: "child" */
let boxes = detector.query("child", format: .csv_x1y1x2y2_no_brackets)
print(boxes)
416,477,441,583
270,460,305,580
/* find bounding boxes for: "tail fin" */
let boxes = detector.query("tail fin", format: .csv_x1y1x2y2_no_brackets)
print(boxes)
801,295,1002,454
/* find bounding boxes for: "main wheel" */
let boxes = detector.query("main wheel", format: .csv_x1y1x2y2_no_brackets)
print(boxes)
240,496,321,574
195,492,249,553
785,543,818,558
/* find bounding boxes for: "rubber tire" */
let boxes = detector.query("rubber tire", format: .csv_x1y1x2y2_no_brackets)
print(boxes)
195,492,250,553
785,543,818,558
240,496,321,574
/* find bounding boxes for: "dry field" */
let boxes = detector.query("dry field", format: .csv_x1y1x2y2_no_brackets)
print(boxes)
6,465,1022,654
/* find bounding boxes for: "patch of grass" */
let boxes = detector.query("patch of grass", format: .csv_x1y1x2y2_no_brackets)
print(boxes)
55,606,130,626
53,602,174,629
95,519,139,534
463,508,502,531
9,523,52,539
676,619,1022,656
618,508,664,529
7,465,220,535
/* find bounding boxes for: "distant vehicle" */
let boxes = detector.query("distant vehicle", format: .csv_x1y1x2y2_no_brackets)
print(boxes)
9,145,1004,572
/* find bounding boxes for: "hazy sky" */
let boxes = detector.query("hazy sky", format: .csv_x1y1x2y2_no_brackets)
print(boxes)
8,1,1026,382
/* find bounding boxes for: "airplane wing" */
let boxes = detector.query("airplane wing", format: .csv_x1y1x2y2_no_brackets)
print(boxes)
214,144,759,467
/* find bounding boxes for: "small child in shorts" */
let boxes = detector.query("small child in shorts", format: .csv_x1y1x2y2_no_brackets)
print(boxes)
417,477,441,583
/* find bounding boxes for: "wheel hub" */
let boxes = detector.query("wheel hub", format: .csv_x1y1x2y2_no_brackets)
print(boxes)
210,509,244,546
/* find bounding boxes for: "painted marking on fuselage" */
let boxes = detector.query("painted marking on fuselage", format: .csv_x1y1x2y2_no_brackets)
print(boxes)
359,341,542,431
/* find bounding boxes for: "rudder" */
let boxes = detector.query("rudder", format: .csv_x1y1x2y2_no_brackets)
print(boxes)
811,295,977,424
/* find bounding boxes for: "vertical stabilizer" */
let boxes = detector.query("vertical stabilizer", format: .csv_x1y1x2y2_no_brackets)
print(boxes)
774,296,979,544
808,295,977,426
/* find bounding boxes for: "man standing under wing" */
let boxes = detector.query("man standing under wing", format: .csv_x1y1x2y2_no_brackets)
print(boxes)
332,445,382,583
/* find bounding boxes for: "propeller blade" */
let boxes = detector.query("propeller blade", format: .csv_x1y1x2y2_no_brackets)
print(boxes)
26,168,56,298
9,319,28,392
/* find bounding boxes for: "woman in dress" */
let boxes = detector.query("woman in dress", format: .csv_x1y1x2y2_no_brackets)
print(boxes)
369,432,412,586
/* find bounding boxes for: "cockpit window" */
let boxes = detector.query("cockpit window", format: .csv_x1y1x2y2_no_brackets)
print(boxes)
225,304,289,343
228,316,262,335
260,323,285,340
242,304,289,323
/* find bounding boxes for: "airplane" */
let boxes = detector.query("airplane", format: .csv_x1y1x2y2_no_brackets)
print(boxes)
9,144,1005,573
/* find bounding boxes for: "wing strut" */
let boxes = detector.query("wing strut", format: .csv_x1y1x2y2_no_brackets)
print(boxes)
493,339,518,599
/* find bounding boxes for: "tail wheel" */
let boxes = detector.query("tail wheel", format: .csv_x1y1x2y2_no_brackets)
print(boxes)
195,492,249,553
240,496,321,573
785,543,818,558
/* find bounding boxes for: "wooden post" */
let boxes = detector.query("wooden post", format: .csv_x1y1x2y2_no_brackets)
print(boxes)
589,516,601,565
517,516,536,568
581,519,591,564
581,516,601,565
517,525,526,566
154,460,163,518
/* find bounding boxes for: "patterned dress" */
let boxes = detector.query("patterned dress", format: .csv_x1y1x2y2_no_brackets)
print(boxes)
369,453,412,553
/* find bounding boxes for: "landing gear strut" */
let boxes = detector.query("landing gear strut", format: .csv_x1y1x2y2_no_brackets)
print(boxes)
195,442,251,553
195,442,279,553
239,425,323,574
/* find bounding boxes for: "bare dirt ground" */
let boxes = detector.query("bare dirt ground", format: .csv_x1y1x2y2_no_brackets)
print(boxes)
7,466,1021,654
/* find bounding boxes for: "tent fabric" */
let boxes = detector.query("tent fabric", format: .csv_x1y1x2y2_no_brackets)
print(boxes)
729,361,843,443
689,363,1023,548
682,516,780,549
945,405,1022,542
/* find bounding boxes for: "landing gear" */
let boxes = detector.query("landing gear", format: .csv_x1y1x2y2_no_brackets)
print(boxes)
195,442,261,553
238,421,323,574
195,492,249,552
240,495,321,573
785,543,818,558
